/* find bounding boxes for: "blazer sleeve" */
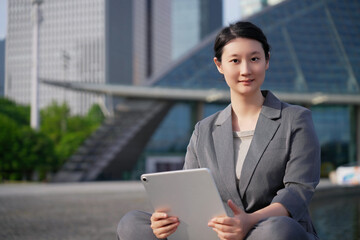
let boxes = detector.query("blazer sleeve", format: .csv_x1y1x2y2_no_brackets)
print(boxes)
271,108,321,221
183,122,200,170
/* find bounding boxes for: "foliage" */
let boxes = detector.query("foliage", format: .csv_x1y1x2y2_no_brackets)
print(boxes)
0,98,30,125
0,98,104,182
0,112,55,181
55,131,89,163
0,113,19,180
15,127,56,180
87,104,105,125
40,102,104,166
40,101,70,143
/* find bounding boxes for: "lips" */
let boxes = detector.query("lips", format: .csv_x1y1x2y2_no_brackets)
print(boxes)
238,79,254,83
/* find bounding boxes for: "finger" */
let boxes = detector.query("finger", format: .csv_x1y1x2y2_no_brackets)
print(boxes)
155,207,171,213
163,222,179,237
209,216,235,226
154,221,179,233
153,221,180,239
211,222,234,232
211,227,235,240
151,212,168,221
228,199,243,216
208,213,227,227
208,221,215,227
151,216,179,229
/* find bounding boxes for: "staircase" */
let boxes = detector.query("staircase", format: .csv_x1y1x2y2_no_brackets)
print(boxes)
52,100,173,182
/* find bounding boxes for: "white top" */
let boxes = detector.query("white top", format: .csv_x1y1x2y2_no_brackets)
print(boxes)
233,130,255,180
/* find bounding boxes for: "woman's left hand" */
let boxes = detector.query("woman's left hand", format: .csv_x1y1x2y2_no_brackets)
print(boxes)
208,199,255,240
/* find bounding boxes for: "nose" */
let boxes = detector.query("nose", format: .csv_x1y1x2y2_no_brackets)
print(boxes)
240,61,251,76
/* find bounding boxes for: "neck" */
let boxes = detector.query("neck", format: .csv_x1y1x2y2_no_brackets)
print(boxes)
230,90,265,131
231,90,264,116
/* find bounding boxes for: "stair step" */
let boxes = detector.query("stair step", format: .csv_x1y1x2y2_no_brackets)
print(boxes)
53,100,173,182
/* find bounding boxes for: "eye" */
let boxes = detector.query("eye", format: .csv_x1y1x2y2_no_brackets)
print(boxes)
231,59,239,63
251,57,260,62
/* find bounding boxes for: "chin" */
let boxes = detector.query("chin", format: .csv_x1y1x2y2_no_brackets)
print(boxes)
236,87,260,95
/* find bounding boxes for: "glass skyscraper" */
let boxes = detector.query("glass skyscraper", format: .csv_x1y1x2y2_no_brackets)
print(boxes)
172,0,223,60
139,0,360,178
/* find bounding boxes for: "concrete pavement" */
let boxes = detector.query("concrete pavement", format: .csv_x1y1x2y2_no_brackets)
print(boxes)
1,180,359,240
0,182,152,240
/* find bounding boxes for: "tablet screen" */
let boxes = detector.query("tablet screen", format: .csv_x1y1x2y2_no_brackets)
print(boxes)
141,168,226,240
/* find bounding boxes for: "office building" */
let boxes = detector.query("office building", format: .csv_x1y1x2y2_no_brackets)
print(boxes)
238,0,285,19
143,0,360,176
5,0,171,114
49,0,223,181
172,0,222,60
52,0,360,180
0,40,4,96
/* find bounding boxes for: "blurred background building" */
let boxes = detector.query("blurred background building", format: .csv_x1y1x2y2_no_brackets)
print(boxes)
235,0,284,19
172,0,223,60
2,0,360,181
6,0,104,114
4,0,171,114
0,39,4,96
4,0,223,114
138,0,360,180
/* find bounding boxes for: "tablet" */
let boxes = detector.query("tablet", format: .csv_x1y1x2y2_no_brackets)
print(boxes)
141,168,227,240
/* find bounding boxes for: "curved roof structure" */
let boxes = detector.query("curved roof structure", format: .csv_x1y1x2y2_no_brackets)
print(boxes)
151,0,360,95
43,0,360,105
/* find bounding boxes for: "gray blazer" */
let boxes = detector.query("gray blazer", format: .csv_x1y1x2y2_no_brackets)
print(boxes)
184,91,320,235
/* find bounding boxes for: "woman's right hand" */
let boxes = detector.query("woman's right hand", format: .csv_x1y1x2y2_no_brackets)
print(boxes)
150,210,180,239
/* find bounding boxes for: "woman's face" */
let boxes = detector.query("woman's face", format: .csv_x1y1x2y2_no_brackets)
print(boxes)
214,37,269,96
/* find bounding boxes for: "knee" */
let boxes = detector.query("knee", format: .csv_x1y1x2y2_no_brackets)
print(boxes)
252,216,308,240
117,211,134,239
117,210,151,239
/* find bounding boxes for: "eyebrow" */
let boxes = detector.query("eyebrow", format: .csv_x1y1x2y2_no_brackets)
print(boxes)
249,51,262,55
228,51,262,57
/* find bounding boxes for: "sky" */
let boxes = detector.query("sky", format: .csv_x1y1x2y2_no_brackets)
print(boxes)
0,0,241,40
0,0,7,40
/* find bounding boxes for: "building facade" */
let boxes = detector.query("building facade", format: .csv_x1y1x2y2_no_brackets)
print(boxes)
238,0,285,19
5,0,105,114
172,0,223,60
4,0,223,114
5,0,172,114
138,0,360,178
0,40,4,96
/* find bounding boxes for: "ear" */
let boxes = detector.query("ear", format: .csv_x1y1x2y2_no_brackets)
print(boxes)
214,57,223,74
265,53,270,70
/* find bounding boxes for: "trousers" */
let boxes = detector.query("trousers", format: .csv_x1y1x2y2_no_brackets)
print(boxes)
117,210,318,240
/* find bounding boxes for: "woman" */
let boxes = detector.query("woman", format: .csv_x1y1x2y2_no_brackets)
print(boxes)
117,21,320,240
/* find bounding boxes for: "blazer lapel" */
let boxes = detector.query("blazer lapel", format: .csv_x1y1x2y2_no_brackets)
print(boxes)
212,105,244,208
239,91,282,198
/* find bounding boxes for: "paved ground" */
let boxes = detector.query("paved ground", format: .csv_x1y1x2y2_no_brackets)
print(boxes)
0,182,152,240
0,180,359,240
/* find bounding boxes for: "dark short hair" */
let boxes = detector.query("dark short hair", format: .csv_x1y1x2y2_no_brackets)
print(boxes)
214,21,271,62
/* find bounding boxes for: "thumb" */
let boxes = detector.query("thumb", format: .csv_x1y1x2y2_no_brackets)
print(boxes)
228,199,243,216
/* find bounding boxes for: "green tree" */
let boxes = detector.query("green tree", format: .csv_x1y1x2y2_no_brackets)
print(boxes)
0,98,30,125
0,98,104,181
55,131,89,163
40,101,70,143
0,113,20,180
16,127,56,180
0,112,56,181
87,104,105,127
40,101,104,169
